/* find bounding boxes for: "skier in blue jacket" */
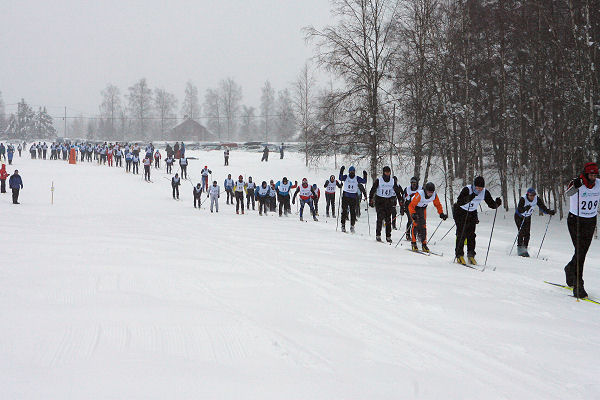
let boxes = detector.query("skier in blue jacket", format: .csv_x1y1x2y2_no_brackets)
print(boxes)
275,177,297,216
9,170,23,204
339,165,367,233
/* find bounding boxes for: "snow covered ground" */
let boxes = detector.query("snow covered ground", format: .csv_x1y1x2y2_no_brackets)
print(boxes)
1,149,599,399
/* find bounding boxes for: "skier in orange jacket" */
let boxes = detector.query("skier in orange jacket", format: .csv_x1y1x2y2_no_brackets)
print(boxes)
408,182,448,253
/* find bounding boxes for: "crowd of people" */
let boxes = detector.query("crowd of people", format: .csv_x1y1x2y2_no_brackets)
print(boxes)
4,138,597,300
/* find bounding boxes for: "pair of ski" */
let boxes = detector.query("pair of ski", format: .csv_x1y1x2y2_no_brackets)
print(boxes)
544,281,600,305
406,248,443,257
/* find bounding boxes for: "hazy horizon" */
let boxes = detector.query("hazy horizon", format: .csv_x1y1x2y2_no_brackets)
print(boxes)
1,0,332,118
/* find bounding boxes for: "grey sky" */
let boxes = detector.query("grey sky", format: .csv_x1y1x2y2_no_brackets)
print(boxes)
1,0,331,118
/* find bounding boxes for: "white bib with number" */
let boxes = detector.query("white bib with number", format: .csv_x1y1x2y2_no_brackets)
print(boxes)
343,176,358,194
460,185,486,212
416,189,436,207
326,181,337,193
376,177,395,198
570,179,600,218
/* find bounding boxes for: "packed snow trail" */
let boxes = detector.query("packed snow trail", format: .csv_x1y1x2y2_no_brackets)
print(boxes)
1,150,599,399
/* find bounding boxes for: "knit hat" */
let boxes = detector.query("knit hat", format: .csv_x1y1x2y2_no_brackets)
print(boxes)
383,166,391,174
349,166,356,173
473,176,485,188
584,162,599,174
425,182,435,192
527,187,536,195
410,176,419,184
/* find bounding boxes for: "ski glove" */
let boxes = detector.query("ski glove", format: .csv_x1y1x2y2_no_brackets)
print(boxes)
524,205,531,211
399,207,405,216
548,209,556,215
573,177,583,188
469,192,478,200
495,197,502,207
439,213,448,220
369,200,374,208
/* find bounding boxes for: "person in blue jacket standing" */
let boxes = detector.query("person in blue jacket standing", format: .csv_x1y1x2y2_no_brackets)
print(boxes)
275,177,297,217
339,165,368,233
255,181,271,216
7,145,14,165
9,169,23,204
223,174,234,204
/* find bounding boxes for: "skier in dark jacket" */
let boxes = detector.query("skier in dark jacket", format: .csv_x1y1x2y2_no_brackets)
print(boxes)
193,183,203,208
453,176,501,265
9,170,23,204
339,166,367,233
369,166,404,243
514,187,555,257
171,174,181,199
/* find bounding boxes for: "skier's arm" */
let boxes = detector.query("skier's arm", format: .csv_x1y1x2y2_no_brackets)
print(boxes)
337,180,343,189
368,179,379,202
292,187,300,203
408,192,421,216
393,177,404,206
357,170,368,184
324,180,329,188
536,197,554,214
433,194,444,214
339,166,346,181
516,197,527,214
455,187,474,207
566,178,582,197
484,190,501,209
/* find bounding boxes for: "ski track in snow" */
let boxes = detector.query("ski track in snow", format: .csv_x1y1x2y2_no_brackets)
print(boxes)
1,150,599,399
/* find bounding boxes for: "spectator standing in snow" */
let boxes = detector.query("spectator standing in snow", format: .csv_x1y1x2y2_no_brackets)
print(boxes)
9,169,23,204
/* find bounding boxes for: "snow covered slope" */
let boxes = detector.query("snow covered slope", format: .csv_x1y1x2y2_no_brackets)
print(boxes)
1,150,599,399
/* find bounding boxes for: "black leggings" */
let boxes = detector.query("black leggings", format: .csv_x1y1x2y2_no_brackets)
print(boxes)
514,214,532,247
565,213,596,287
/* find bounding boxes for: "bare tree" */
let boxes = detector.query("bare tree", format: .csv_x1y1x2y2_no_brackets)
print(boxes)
181,81,200,121
293,63,317,166
219,78,243,140
204,88,223,140
239,105,258,140
99,84,122,139
260,81,275,142
275,89,296,141
126,78,153,140
154,88,178,138
305,0,399,179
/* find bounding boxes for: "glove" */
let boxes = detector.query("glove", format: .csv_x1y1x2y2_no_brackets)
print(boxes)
495,197,502,207
363,170,368,179
340,166,345,173
369,200,374,208
573,177,583,188
292,199,295,205
469,192,477,200
548,209,556,215
399,207,405,216
524,205,531,211
439,213,448,221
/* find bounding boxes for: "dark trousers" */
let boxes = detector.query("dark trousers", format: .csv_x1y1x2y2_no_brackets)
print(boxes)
405,203,413,237
261,154,268,161
12,188,19,203
269,196,276,212
0,179,5,193
224,156,229,166
258,197,268,214
454,208,478,257
375,197,395,238
125,160,131,172
278,194,291,215
144,165,151,181
194,195,201,208
565,213,596,287
325,192,336,216
132,162,139,174
300,198,315,218
341,196,357,227
180,165,187,179
235,191,244,212
116,156,122,167
166,164,172,174
247,189,255,209
411,207,428,243
172,186,179,199
226,189,233,204
155,159,160,168
514,214,532,247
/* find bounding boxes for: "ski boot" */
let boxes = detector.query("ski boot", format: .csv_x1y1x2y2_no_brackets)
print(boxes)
421,243,430,253
326,212,330,218
300,216,304,221
411,242,419,252
242,210,244,215
341,225,346,233
564,266,574,287
386,236,393,244
467,254,477,265
376,235,382,242
350,225,355,234
405,232,411,241
259,211,263,216
517,246,529,257
313,216,318,222
573,284,588,299
236,210,239,214
456,256,467,265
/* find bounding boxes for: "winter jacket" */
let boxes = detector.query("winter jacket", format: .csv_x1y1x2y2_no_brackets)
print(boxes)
9,174,23,189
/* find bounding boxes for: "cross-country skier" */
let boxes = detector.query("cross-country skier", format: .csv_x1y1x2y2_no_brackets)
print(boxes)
453,176,502,265
179,156,188,179
339,166,368,233
234,175,246,214
193,183,203,208
201,166,212,191
514,187,555,257
114,147,123,167
275,177,296,216
171,173,181,200
255,181,271,216
224,148,229,166
154,149,161,168
132,154,140,174
143,156,151,181
292,178,318,222
368,166,404,243
165,155,174,174
269,180,277,212
311,184,321,216
403,177,421,240
407,182,447,252
246,177,256,210
125,151,133,172
17,144,22,157
564,162,600,298
224,174,234,204
209,180,220,212
324,175,342,218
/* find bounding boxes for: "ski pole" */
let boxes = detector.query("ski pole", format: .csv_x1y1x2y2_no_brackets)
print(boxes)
576,190,580,301
336,187,342,231
509,216,526,256
536,214,552,259
428,219,444,242
434,222,455,245
366,199,371,236
485,207,499,271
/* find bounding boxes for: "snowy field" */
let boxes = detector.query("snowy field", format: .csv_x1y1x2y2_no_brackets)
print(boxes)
1,149,599,399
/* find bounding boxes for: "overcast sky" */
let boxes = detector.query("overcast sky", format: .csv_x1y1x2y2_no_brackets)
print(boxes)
0,0,332,118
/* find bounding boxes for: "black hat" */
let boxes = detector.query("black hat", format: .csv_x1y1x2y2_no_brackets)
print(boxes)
424,182,435,192
473,176,485,188
410,176,419,184
383,166,391,174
